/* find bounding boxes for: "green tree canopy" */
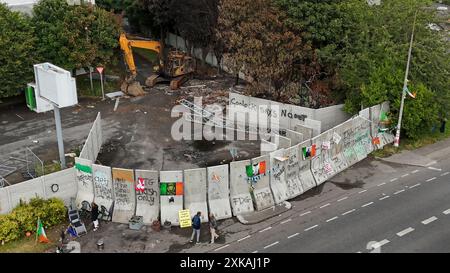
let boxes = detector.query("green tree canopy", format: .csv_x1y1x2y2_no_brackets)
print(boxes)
32,0,121,70
0,3,36,98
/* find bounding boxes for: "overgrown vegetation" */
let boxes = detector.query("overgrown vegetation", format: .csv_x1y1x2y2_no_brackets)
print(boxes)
0,197,66,244
0,0,121,99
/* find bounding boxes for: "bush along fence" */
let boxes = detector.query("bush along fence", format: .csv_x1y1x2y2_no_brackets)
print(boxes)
0,197,66,244
0,94,394,228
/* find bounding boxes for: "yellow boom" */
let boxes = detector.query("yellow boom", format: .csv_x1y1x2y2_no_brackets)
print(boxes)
119,33,161,76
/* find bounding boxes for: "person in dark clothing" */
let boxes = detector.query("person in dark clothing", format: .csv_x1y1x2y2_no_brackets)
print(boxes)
440,118,447,133
91,202,99,231
190,211,202,244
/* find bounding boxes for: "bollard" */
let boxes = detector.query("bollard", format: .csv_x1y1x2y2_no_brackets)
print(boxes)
96,239,104,251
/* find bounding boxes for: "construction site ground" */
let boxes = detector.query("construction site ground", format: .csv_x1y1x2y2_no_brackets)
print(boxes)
0,73,257,185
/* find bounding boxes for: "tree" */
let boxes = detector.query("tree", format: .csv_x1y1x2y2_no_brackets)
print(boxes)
0,4,36,99
338,0,449,139
217,0,314,102
171,0,220,64
32,0,121,71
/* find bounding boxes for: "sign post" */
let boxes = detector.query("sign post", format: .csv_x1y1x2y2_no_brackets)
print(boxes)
53,106,66,168
97,67,105,100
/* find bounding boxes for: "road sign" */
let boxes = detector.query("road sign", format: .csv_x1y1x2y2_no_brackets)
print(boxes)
96,67,104,74
178,209,192,228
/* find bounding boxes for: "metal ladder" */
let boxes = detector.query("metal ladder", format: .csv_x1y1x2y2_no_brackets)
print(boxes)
179,99,224,127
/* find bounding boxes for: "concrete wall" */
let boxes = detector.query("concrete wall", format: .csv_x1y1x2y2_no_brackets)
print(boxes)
159,170,183,226
207,164,232,220
111,168,136,224
229,160,254,215
135,170,159,224
92,164,114,213
229,93,351,133
250,155,274,210
184,168,208,222
79,112,103,162
75,157,94,209
0,167,77,214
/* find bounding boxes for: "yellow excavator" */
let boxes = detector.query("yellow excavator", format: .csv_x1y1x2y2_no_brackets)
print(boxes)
119,33,195,96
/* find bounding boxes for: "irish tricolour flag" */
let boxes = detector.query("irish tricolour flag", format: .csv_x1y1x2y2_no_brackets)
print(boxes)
36,218,49,243
246,161,266,177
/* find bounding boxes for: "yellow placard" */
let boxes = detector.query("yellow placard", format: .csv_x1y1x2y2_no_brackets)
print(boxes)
178,209,192,228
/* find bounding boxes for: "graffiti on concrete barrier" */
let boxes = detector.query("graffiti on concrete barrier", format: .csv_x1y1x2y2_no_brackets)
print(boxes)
94,170,113,200
114,178,131,207
136,177,158,206
231,195,252,206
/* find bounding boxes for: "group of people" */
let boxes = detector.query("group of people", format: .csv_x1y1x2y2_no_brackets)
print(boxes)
190,211,220,244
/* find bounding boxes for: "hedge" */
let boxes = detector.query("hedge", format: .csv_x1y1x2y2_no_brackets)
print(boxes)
0,197,67,244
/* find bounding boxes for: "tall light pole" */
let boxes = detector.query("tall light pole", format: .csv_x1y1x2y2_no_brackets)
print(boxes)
394,11,418,147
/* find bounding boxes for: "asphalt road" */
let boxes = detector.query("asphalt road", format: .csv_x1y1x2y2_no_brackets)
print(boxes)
211,148,450,253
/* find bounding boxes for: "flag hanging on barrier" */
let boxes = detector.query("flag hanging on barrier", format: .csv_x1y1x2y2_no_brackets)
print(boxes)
302,144,316,160
160,182,183,195
246,161,266,177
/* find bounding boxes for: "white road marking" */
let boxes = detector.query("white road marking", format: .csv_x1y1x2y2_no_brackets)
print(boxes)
441,172,450,176
362,202,374,208
288,233,299,239
401,173,409,178
372,239,390,249
320,203,331,209
356,251,362,253
358,190,367,194
214,244,230,251
238,235,251,242
300,211,311,217
390,178,398,182
264,241,279,249
342,209,356,215
422,216,437,225
326,216,338,222
394,189,405,195
280,218,292,225
396,227,414,237
411,169,419,174
377,182,386,187
379,195,390,201
259,227,272,233
428,167,442,171
337,196,348,202
304,225,319,231
252,250,258,253
409,183,420,189
426,177,437,182
443,209,450,215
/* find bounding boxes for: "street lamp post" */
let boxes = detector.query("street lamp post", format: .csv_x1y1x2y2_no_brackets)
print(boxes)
394,11,418,147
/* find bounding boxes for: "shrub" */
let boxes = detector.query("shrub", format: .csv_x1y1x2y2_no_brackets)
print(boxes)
0,197,67,244
0,215,20,244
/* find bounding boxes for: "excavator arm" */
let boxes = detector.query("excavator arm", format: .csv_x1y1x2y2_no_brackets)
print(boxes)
119,33,161,76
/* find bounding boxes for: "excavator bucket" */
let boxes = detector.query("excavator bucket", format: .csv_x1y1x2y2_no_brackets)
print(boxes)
120,80,145,97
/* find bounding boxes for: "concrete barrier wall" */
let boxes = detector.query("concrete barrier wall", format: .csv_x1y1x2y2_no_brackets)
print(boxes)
112,168,136,224
295,124,313,140
0,167,77,215
79,112,103,162
159,170,183,226
341,119,360,167
229,93,351,133
75,157,94,209
250,155,274,210
285,129,303,145
207,164,232,220
310,130,336,185
229,160,254,215
135,170,159,224
330,124,349,175
92,164,114,213
269,149,289,204
184,168,209,222
298,139,317,192
284,144,304,198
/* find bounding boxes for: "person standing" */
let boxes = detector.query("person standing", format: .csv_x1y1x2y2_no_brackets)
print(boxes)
209,213,219,244
190,211,202,244
91,202,99,231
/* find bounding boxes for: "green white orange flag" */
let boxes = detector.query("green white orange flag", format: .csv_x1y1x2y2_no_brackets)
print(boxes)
36,218,49,243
